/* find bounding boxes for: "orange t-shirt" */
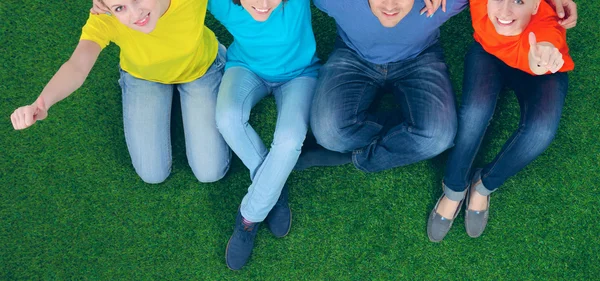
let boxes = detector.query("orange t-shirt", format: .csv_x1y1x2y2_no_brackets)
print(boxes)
471,0,574,75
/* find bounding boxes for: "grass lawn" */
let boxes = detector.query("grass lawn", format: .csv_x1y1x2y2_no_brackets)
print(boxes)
1,1,599,279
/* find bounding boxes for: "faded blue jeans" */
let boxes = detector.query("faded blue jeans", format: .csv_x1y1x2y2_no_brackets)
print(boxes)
215,66,316,222
443,42,569,201
119,45,231,184
310,40,457,172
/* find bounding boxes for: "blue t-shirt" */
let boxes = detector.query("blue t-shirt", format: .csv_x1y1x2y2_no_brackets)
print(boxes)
208,0,320,82
313,0,468,64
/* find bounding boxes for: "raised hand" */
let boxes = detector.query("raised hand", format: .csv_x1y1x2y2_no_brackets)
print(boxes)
90,0,111,15
420,0,447,17
11,96,48,130
528,32,564,75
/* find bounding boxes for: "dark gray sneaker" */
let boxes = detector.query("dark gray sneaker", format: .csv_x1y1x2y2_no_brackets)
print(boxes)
427,194,465,242
465,195,490,238
225,211,260,270
465,169,490,238
265,185,292,238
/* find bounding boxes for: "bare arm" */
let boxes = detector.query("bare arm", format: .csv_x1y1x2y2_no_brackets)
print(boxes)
11,40,102,130
40,40,102,108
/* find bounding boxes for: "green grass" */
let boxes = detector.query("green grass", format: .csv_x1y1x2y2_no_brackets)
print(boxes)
1,1,599,280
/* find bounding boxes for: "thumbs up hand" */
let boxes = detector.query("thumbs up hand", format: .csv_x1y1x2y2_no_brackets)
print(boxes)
528,32,564,75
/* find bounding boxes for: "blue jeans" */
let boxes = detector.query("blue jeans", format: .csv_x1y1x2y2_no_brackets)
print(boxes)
215,66,316,222
310,40,457,172
119,45,231,184
443,42,568,201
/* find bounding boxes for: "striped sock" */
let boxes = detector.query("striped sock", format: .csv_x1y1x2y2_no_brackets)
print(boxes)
242,217,255,226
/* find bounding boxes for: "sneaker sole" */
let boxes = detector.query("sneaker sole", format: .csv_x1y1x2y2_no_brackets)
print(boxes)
225,236,241,271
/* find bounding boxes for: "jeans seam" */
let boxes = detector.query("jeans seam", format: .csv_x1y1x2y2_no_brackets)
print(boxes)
352,152,369,172
401,85,415,131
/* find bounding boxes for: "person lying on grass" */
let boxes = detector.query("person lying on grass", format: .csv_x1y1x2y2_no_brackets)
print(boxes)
10,0,231,184
427,0,575,242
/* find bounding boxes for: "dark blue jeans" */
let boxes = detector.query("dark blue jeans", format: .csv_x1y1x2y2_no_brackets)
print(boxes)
443,42,568,200
310,40,457,172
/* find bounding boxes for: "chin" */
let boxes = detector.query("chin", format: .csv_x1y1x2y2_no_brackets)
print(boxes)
378,18,401,28
495,28,522,36
131,24,156,34
251,14,271,22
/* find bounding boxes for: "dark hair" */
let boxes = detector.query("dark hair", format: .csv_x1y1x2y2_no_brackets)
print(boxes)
232,0,288,6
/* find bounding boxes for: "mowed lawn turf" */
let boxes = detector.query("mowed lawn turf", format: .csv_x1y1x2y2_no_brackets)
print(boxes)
1,1,598,280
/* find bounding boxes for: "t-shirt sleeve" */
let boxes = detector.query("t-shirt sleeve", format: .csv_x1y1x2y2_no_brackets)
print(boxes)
312,0,328,14
80,14,114,49
207,0,231,23
446,0,469,18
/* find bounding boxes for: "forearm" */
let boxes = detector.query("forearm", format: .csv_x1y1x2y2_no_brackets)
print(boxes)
36,40,101,110
38,59,91,109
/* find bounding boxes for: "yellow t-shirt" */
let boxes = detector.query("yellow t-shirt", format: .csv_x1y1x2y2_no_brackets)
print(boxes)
80,0,218,84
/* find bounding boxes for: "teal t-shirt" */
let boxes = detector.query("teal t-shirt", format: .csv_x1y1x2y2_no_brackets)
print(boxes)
208,0,320,82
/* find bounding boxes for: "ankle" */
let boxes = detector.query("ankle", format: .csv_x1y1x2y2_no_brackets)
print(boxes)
468,189,489,211
437,196,461,219
242,217,256,226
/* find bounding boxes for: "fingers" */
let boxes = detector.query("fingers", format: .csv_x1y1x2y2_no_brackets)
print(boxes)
10,112,19,130
442,0,447,12
553,0,566,18
528,32,537,49
559,19,577,29
91,2,111,15
548,48,564,73
558,1,577,29
24,109,35,128
10,106,36,130
528,32,542,62
423,0,434,16
540,48,551,67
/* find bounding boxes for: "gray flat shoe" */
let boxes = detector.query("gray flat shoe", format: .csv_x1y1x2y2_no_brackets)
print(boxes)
465,176,490,238
427,194,465,242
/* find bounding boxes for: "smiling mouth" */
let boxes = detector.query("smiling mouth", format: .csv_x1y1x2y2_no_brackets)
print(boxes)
496,18,515,25
253,7,271,14
382,11,399,17
134,13,151,26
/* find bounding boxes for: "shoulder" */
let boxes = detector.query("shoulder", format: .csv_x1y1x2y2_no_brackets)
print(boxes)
208,0,234,18
82,14,119,36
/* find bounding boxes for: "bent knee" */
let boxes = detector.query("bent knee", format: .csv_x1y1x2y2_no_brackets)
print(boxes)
215,108,244,134
525,125,558,152
311,117,355,153
418,125,457,157
136,167,170,184
191,163,229,183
